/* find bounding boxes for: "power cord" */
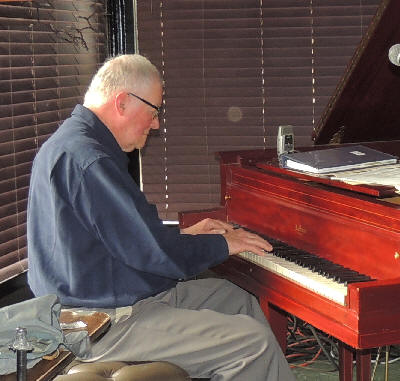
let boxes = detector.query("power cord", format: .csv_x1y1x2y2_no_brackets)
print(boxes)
285,314,400,378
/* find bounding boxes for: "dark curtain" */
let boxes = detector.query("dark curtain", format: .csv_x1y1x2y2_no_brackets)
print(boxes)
107,0,135,56
107,0,140,184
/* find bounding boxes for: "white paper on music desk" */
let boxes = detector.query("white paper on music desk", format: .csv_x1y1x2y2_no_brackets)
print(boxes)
328,163,400,191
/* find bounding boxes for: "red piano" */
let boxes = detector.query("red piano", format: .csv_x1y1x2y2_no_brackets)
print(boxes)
179,0,400,380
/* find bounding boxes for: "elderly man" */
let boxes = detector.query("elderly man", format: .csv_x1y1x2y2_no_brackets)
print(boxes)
27,54,295,380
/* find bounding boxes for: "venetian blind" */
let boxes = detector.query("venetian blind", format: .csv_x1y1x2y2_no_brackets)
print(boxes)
0,0,107,283
136,0,380,221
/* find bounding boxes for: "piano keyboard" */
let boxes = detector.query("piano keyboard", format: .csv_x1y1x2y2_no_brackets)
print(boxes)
238,238,373,306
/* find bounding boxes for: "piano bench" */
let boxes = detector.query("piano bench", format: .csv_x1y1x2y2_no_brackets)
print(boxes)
54,361,192,381
55,361,190,381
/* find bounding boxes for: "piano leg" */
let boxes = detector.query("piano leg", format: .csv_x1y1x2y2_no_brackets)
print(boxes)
356,349,372,381
259,298,287,352
339,343,372,381
339,343,354,381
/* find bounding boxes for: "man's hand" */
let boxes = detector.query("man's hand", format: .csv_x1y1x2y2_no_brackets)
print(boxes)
181,218,273,257
223,228,273,257
181,218,234,235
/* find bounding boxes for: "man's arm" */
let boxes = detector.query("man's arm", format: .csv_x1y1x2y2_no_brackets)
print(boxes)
73,158,229,278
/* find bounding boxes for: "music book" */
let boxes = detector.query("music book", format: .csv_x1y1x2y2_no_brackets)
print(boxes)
280,145,398,174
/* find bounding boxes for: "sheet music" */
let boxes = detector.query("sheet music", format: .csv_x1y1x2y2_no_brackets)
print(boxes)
326,163,400,191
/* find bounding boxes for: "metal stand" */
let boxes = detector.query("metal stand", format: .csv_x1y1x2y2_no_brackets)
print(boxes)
10,327,33,381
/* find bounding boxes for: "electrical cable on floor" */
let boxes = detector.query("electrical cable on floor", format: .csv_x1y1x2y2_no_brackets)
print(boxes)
286,315,339,372
371,346,382,380
385,345,389,381
285,314,400,376
307,324,339,371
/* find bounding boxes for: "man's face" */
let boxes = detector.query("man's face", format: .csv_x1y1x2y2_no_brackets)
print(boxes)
119,80,163,152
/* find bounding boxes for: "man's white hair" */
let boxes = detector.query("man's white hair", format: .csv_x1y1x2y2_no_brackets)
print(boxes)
83,54,161,108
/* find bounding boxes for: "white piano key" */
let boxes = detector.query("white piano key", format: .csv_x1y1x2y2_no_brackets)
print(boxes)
238,251,348,305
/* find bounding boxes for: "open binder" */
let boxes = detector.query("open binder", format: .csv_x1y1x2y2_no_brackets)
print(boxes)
279,145,398,174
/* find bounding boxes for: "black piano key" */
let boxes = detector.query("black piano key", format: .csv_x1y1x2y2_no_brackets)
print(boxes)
347,276,371,284
334,273,372,285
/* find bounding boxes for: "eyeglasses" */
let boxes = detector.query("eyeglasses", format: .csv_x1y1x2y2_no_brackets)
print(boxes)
127,92,161,119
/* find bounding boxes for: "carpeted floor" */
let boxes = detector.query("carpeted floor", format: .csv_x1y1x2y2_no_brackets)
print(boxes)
284,313,400,381
291,348,400,380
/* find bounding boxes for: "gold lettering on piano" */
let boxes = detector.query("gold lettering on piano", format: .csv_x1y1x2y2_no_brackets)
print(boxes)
295,224,307,235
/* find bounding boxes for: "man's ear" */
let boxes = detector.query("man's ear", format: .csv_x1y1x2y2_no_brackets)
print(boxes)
115,92,128,115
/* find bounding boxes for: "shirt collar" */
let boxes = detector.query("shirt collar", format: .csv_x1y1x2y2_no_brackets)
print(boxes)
71,104,129,166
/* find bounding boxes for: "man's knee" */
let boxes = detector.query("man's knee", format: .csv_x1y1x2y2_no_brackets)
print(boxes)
233,314,275,353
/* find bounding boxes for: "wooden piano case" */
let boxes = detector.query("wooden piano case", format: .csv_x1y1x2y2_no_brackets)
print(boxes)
180,0,400,380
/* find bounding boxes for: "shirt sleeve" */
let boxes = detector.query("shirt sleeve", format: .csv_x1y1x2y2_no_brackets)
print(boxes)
72,157,229,279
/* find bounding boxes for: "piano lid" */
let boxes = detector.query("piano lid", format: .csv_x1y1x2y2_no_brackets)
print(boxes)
313,0,400,145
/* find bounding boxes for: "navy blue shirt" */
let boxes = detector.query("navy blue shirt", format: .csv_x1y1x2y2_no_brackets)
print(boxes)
27,105,229,308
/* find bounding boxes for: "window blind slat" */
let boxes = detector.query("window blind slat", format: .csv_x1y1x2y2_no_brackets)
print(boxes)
0,258,28,284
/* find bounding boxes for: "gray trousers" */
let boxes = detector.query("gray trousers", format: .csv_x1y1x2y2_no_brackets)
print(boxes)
84,278,295,380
